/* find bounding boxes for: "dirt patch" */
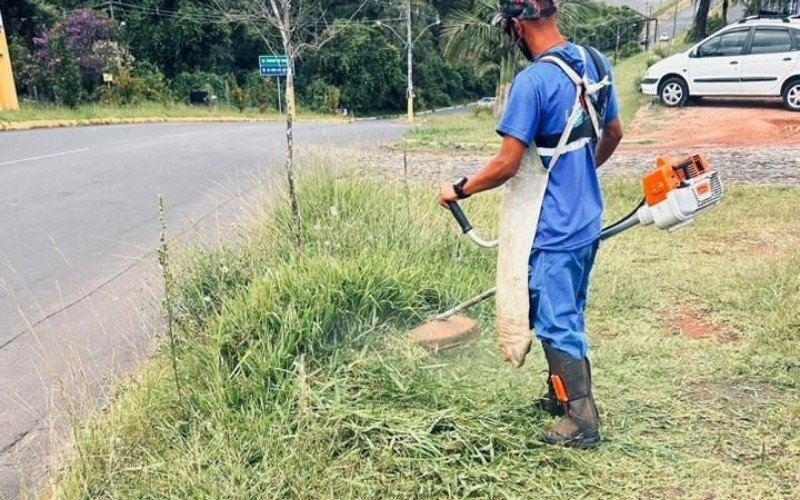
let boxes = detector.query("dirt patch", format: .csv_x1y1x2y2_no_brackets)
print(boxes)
749,244,774,257
623,99,800,150
663,306,737,343
674,309,716,339
691,379,780,406
770,119,800,140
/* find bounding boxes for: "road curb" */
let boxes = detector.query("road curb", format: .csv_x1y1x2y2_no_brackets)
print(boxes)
0,115,350,132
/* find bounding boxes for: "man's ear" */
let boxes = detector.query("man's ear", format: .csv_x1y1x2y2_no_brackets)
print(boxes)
512,19,524,38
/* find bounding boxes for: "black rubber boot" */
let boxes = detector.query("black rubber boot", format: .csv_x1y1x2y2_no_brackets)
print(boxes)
542,346,601,449
532,375,565,417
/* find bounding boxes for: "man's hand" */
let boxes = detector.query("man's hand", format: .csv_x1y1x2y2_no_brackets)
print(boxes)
438,183,458,209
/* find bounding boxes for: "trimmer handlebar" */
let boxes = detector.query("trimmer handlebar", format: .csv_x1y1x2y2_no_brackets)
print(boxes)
446,201,473,234
446,201,498,248
447,199,642,248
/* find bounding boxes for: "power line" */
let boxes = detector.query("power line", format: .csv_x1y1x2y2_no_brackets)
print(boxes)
91,1,423,27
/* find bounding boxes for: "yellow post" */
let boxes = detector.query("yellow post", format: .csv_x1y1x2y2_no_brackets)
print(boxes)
0,10,20,111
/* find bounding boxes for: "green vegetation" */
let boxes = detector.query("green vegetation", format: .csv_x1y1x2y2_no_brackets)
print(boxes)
614,50,651,126
4,1,493,114
56,167,800,497
400,49,655,153
400,110,500,153
5,0,651,115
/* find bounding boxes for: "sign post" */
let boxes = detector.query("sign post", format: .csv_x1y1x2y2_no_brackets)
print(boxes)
259,55,288,114
276,76,282,115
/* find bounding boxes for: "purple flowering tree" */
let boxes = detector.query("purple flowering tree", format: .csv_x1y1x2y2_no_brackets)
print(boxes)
28,8,132,103
62,9,116,80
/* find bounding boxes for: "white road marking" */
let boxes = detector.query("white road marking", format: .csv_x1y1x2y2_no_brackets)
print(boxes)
158,130,207,139
0,148,91,166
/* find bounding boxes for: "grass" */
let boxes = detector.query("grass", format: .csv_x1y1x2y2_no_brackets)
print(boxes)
54,164,800,498
399,50,657,154
399,109,500,153
613,50,652,126
0,102,342,130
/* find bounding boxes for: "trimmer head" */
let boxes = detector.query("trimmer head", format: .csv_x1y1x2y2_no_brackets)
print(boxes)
409,315,479,352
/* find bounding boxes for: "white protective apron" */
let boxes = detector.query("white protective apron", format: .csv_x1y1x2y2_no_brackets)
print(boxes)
496,47,610,367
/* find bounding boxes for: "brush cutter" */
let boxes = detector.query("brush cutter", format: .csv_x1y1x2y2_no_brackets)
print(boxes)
410,154,724,349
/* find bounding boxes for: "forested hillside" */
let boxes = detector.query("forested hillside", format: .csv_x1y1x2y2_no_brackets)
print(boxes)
1,0,644,113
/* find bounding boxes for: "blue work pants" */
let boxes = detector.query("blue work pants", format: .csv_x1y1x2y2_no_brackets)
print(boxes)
528,240,599,360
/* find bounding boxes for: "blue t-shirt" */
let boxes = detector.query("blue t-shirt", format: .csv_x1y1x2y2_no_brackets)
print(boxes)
497,43,619,251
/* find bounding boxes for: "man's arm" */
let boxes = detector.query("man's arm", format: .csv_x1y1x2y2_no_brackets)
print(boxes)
595,116,623,168
437,135,527,208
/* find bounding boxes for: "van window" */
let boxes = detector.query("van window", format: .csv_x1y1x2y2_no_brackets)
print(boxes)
698,30,748,57
750,28,793,55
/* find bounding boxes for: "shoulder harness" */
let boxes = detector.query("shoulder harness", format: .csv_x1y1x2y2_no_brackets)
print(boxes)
534,46,611,170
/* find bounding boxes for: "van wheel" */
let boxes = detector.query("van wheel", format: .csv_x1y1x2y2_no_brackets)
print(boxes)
659,77,689,108
783,79,800,112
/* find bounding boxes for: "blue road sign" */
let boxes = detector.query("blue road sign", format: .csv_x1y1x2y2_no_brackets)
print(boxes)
259,55,288,77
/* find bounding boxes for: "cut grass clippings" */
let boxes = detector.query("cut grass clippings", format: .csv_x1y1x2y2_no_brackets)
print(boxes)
54,171,800,498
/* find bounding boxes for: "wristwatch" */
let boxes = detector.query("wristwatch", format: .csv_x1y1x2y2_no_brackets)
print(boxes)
453,177,470,199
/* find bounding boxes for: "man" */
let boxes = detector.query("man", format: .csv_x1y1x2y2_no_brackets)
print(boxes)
437,0,623,448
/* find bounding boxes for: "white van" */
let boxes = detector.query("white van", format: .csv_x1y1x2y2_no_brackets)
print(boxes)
640,15,800,111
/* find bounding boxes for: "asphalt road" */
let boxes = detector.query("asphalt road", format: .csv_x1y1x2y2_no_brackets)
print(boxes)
0,119,407,498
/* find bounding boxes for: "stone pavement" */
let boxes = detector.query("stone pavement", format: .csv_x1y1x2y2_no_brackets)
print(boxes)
347,146,800,187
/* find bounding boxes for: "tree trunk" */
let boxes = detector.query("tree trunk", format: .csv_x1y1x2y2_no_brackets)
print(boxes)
281,2,303,252
283,55,303,252
722,0,729,25
495,55,515,117
694,0,712,40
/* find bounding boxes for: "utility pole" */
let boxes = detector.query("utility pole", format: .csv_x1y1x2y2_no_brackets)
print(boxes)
672,1,678,40
377,7,439,122
0,8,20,111
405,0,413,122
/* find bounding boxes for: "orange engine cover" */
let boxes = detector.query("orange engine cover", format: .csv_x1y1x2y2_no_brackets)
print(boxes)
641,154,712,206
642,156,680,206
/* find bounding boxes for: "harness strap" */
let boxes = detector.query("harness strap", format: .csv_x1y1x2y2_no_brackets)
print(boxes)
535,119,594,149
536,46,611,170
536,137,592,157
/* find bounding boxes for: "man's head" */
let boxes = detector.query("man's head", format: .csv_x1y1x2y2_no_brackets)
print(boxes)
493,0,561,60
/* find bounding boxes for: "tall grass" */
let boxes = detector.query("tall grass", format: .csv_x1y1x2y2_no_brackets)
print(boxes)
55,171,800,498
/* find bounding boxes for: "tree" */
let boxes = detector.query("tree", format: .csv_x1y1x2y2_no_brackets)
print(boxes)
442,0,613,115
693,0,712,41
25,8,136,102
442,0,518,115
298,24,405,112
214,0,365,252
